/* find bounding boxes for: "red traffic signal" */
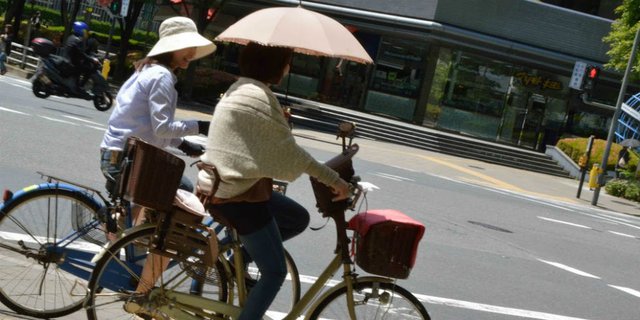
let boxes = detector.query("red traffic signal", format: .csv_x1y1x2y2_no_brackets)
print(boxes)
582,65,600,92
587,66,600,79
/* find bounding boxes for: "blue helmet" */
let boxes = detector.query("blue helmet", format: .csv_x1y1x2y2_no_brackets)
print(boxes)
72,21,89,37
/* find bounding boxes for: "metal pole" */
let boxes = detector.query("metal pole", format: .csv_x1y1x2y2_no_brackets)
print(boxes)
591,26,640,205
106,18,115,58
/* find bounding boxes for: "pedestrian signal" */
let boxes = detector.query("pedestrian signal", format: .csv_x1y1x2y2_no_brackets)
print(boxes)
109,0,122,15
582,65,600,92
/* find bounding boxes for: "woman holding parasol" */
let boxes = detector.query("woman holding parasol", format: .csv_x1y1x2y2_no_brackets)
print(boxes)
197,6,372,319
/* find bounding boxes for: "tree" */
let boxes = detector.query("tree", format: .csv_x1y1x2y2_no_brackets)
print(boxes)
161,0,227,99
4,0,26,41
603,0,640,75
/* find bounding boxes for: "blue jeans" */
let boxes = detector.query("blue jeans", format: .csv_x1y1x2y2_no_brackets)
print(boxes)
210,192,310,319
0,52,6,72
238,218,287,320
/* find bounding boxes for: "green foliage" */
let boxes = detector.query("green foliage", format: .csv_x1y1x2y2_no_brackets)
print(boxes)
604,178,640,202
603,0,640,77
605,178,628,197
556,137,638,171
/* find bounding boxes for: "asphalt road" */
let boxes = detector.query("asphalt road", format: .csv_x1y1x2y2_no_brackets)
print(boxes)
1,74,639,320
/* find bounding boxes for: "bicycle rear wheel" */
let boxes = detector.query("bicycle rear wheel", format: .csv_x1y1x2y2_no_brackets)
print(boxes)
86,225,228,320
0,187,102,318
309,280,430,320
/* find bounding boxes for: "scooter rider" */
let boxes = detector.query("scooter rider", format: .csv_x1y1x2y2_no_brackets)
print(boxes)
63,21,95,95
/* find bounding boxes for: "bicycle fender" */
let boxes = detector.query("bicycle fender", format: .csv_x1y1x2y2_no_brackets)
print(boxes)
0,182,102,212
305,276,396,317
91,224,156,263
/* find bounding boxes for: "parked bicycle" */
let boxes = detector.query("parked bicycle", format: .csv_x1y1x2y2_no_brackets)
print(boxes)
0,140,299,319
84,122,430,319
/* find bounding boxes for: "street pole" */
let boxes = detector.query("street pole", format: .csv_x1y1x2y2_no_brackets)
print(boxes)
591,26,640,205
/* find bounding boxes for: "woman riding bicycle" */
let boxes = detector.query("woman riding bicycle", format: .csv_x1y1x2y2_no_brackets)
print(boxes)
198,42,350,320
99,16,216,197
99,17,216,294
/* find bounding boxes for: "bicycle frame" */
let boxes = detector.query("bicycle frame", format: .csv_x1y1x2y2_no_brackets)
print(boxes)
146,246,395,320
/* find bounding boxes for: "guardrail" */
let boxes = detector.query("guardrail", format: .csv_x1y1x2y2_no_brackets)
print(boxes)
7,42,39,72
6,41,109,76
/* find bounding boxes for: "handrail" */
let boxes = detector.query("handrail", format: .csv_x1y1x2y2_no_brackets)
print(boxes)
6,41,109,74
7,42,39,71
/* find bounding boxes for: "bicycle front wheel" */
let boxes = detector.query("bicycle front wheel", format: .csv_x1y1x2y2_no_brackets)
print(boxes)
86,225,228,320
309,280,430,320
0,187,102,318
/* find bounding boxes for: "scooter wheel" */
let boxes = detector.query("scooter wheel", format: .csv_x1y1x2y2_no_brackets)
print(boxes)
32,79,50,98
93,91,113,112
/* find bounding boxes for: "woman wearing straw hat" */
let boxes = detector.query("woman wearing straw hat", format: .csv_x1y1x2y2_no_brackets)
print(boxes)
100,16,216,197
98,17,216,297
198,42,351,320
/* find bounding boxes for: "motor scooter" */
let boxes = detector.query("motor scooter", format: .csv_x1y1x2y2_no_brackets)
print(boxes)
30,37,113,111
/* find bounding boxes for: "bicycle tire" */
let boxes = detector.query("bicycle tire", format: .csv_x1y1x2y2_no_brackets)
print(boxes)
308,280,431,320
0,187,102,318
86,225,229,320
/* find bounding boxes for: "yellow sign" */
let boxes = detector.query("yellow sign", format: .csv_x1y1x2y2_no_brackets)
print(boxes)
514,72,562,90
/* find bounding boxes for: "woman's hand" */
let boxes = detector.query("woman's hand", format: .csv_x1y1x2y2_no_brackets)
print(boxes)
330,178,351,202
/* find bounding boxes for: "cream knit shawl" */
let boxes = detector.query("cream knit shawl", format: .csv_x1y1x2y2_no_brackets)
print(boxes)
198,77,339,199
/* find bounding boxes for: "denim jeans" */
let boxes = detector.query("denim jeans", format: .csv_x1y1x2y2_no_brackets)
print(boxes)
211,192,310,319
0,52,6,72
238,218,287,320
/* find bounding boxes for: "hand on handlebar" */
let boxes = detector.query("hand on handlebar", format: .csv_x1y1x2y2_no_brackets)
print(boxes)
330,178,351,202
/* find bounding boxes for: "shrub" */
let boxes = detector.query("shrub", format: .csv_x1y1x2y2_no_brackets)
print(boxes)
556,137,638,172
605,179,628,197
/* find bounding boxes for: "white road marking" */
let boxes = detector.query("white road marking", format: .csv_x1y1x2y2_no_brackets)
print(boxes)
608,285,640,298
607,230,637,238
0,106,30,115
537,259,601,279
413,293,590,320
38,115,79,125
372,172,402,181
0,231,102,253
374,172,415,181
85,125,107,131
63,115,105,126
538,216,592,229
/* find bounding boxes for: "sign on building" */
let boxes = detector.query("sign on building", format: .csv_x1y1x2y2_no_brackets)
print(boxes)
569,61,587,90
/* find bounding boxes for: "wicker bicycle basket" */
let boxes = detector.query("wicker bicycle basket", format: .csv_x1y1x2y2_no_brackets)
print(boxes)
119,137,185,211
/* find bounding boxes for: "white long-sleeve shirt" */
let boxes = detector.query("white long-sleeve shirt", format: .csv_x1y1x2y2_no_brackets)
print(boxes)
100,64,198,150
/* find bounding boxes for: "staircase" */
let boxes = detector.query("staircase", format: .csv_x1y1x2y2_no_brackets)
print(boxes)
284,99,572,178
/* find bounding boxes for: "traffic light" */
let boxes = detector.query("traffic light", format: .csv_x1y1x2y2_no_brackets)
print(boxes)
582,65,600,92
109,0,122,15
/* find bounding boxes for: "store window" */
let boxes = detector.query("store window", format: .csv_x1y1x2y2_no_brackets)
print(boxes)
429,49,513,139
364,38,427,120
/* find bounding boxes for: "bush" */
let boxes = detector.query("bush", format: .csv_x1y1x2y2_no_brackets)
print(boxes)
605,179,628,197
624,183,640,201
556,137,638,172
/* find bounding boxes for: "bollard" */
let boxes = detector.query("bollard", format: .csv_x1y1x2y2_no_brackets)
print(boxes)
101,58,111,80
588,163,601,190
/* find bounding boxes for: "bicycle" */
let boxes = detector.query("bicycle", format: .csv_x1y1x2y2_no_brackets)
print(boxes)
85,122,431,320
0,139,300,318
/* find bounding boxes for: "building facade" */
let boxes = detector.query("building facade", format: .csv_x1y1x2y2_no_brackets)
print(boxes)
210,0,631,151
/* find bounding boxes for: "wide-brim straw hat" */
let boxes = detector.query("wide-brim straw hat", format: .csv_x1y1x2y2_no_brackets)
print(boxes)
147,16,216,61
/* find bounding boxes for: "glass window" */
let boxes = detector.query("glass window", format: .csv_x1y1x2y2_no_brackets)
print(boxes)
365,38,427,120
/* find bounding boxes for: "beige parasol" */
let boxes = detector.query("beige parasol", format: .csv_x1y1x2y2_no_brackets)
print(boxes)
215,6,373,64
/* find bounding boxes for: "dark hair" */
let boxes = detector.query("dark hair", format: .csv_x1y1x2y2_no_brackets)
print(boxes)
150,51,174,68
239,42,293,84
